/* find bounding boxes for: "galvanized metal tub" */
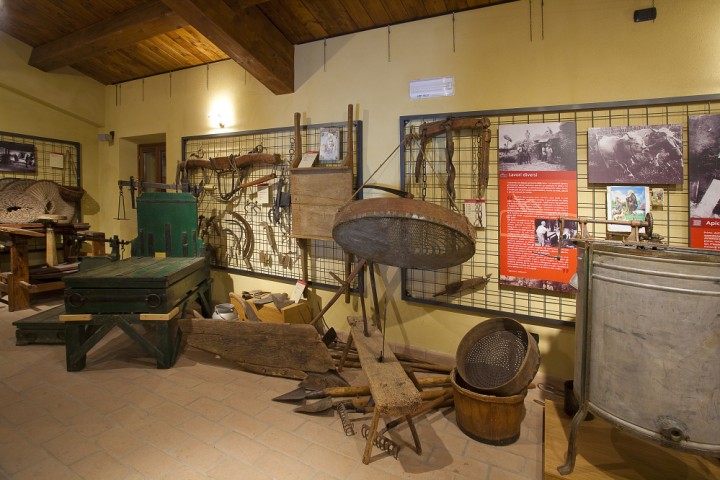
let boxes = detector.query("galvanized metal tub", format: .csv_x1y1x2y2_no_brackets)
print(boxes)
574,242,720,456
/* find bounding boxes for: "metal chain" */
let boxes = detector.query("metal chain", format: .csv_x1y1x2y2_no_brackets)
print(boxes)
421,151,427,201
474,127,484,227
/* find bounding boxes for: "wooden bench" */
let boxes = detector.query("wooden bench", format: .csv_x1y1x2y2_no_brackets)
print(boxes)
346,316,423,464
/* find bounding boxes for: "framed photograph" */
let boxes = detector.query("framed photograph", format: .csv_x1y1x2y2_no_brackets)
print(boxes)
606,185,650,232
0,141,36,173
319,127,340,163
498,121,577,172
689,114,720,218
588,124,683,184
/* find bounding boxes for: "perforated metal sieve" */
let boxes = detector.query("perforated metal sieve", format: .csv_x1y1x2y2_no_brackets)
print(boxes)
332,197,476,270
455,317,540,396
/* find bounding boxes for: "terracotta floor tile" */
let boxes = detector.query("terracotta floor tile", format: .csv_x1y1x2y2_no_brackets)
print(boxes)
121,444,178,478
177,415,228,445
43,430,100,465
172,436,226,471
10,456,76,480
94,427,148,458
70,450,134,480
1,303,546,480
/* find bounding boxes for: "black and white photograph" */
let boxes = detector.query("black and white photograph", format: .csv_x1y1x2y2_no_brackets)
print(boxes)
534,219,577,248
689,114,720,218
588,124,683,184
0,141,36,172
498,122,577,171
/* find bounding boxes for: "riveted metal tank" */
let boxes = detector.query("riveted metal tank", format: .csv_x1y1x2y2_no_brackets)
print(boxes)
561,241,720,474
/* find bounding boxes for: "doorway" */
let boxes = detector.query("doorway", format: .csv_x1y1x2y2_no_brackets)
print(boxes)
138,142,166,191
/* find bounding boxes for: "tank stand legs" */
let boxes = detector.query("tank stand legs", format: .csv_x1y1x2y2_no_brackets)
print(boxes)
557,402,590,475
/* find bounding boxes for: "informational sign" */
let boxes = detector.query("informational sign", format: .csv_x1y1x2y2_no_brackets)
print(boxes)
409,76,454,99
689,114,720,250
498,122,578,292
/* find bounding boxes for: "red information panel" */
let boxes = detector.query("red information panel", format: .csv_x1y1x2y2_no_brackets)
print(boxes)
689,114,720,250
497,122,578,292
690,219,720,250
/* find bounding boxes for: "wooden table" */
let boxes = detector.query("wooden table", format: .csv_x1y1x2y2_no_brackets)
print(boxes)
1,223,92,311
60,256,211,371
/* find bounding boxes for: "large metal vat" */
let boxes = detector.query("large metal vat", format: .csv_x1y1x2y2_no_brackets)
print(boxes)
560,242,720,474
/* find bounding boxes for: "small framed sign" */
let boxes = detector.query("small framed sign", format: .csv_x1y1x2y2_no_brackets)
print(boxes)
298,151,319,168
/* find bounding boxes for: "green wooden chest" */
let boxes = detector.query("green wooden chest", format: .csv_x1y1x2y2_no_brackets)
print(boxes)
64,256,210,314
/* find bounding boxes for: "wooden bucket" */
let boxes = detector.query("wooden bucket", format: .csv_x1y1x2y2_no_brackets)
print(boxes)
451,368,527,445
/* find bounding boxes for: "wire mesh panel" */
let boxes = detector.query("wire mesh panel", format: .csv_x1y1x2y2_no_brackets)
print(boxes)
400,96,720,326
182,120,362,290
0,131,81,191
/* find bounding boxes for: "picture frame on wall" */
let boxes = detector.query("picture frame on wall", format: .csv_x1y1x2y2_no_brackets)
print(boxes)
0,141,36,173
319,127,340,163
606,185,650,233
588,125,683,184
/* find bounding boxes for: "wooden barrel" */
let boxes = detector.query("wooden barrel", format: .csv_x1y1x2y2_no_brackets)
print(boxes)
451,368,527,445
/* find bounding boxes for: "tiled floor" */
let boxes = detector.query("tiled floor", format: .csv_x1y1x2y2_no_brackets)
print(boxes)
0,299,546,479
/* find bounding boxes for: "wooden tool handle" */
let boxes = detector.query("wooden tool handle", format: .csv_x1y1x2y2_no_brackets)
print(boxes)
343,104,354,169
291,112,302,168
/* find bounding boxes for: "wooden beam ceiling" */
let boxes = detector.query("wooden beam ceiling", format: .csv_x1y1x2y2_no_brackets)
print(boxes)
29,1,187,72
160,0,294,95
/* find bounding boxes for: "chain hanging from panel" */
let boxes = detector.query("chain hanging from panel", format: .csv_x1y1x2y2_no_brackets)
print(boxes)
181,120,362,291
400,96,720,326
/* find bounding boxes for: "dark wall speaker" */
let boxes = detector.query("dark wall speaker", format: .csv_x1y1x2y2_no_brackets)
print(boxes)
634,7,657,22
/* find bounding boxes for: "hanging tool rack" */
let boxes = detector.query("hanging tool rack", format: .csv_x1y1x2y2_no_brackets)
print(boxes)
180,115,363,291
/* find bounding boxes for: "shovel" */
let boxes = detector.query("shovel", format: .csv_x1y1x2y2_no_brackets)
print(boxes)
293,396,370,414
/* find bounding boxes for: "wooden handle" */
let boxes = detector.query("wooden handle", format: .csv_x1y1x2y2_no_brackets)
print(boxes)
291,112,302,168
343,104,354,169
45,226,57,267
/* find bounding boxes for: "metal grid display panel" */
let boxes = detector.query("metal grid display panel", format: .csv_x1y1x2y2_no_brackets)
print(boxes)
400,96,720,326
0,131,81,191
182,121,362,290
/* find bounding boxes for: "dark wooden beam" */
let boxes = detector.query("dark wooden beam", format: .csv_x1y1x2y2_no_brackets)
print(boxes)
161,0,294,95
28,1,187,72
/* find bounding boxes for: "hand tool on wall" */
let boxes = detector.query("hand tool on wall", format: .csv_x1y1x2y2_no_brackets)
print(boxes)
433,273,492,297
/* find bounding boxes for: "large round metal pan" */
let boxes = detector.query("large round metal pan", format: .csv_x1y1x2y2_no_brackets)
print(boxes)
332,197,476,269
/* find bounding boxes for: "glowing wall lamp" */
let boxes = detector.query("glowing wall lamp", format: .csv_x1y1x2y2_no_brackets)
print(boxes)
208,114,225,129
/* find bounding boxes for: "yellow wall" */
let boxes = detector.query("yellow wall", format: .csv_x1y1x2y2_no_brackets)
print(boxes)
0,31,105,225
3,0,719,380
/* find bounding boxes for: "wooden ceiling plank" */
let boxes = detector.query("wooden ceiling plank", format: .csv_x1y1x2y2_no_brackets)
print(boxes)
297,0,355,37
161,0,294,95
399,0,429,20
28,0,187,72
258,0,326,44
424,0,450,16
382,1,410,24
357,1,392,27
338,0,375,31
